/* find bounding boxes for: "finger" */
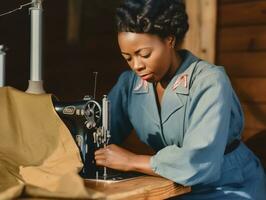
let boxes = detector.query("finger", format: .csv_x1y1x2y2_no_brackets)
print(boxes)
95,158,107,166
95,148,106,155
94,154,106,161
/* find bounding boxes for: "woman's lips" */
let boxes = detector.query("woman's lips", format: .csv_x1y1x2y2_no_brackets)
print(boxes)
140,73,153,80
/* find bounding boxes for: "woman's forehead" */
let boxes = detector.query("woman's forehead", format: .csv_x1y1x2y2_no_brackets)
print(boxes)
118,32,163,51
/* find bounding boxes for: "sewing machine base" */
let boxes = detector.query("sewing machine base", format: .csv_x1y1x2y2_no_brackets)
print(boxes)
84,169,144,182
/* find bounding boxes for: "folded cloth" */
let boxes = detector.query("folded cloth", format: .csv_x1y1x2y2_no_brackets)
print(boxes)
0,86,104,200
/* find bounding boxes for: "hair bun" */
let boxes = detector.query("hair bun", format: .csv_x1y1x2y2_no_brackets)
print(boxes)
116,0,189,42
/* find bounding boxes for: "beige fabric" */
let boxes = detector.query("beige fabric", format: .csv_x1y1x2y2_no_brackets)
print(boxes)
0,87,104,199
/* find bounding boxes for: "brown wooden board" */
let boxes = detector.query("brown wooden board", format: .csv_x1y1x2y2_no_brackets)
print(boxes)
231,78,266,103
217,52,266,77
17,176,191,200
218,1,266,26
218,0,263,4
183,0,217,63
84,176,191,200
218,25,266,52
242,103,266,129
217,0,266,171
242,128,266,141
242,128,266,169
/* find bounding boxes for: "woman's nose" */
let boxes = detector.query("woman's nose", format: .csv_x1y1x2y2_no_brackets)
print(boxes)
132,57,145,71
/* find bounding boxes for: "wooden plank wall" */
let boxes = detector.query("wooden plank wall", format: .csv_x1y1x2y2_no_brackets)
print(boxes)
183,0,217,63
217,0,266,166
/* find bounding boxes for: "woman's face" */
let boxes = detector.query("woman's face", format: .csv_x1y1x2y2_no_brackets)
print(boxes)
118,32,175,82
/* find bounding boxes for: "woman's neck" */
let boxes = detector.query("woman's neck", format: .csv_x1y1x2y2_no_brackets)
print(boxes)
159,51,182,88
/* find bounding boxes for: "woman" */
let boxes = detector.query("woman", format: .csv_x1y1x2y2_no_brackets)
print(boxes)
95,0,266,199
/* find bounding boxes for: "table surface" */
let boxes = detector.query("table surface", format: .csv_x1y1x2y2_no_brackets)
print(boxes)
18,175,191,200
84,175,191,200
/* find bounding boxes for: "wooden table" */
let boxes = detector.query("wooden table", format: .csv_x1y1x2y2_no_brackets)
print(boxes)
18,176,190,200
84,175,191,200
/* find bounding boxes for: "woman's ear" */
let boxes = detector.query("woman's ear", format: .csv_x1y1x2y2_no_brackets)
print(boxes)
165,35,176,48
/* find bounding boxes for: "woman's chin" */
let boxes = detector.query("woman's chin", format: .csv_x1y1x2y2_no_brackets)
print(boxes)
142,77,155,83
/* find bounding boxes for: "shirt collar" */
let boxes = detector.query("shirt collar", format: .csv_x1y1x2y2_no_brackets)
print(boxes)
132,50,199,94
171,50,199,94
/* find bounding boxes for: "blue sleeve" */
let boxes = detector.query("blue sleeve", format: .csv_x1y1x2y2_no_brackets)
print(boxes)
108,71,133,144
150,71,232,186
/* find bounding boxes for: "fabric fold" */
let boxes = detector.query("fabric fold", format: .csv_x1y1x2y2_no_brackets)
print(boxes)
0,86,104,199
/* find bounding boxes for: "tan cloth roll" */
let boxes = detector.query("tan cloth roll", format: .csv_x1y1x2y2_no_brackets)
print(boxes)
0,87,104,199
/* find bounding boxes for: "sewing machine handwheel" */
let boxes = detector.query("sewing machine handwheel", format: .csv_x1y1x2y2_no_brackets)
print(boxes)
84,100,102,128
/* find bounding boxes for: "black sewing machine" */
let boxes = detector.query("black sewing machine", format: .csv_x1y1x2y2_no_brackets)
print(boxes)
53,95,111,179
53,94,143,181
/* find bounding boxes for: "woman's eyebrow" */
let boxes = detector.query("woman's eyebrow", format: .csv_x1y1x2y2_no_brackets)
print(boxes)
121,47,151,55
121,52,130,55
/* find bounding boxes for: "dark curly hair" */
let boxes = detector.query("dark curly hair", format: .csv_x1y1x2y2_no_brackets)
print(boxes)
115,0,189,43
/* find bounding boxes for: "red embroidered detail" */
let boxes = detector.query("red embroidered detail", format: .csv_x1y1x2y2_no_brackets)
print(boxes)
134,79,148,91
172,74,188,90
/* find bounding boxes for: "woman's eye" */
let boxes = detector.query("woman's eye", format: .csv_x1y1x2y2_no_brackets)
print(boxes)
125,57,132,62
123,56,131,62
140,53,151,58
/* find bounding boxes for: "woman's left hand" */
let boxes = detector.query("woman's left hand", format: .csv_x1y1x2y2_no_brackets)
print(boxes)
94,144,136,171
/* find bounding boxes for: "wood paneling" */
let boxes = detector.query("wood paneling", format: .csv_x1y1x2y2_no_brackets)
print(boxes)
67,0,82,44
231,78,266,103
242,128,265,141
242,103,266,129
243,128,266,168
218,52,266,77
184,0,217,64
218,1,266,27
219,0,264,4
218,25,266,52
217,0,266,147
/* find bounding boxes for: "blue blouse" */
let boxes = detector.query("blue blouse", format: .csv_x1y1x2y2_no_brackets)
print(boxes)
108,50,256,189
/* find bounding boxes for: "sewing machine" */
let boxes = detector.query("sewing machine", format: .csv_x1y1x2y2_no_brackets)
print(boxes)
53,94,142,181
53,95,111,179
